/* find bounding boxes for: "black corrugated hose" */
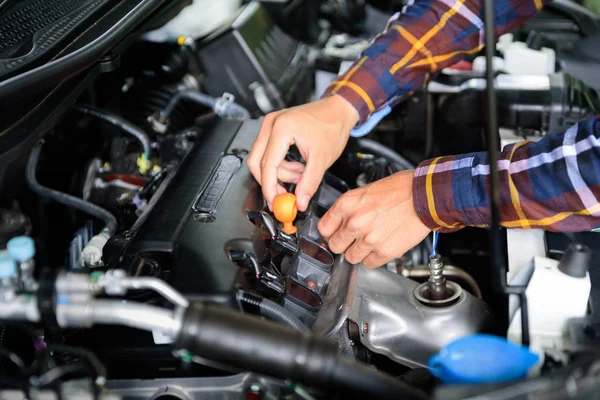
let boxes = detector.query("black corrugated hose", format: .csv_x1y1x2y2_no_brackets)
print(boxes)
175,302,428,400
236,290,309,333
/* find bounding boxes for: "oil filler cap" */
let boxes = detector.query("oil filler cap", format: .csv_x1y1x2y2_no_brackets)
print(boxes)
428,334,539,385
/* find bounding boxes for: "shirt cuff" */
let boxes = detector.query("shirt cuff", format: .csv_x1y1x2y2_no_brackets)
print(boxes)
412,154,489,233
321,83,373,126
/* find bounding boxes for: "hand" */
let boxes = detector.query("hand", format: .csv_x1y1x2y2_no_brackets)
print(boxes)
247,95,359,211
317,170,431,269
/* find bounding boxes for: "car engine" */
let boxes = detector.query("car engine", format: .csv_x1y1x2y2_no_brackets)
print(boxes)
0,0,600,399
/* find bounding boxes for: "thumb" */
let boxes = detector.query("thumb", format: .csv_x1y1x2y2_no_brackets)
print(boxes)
294,160,326,211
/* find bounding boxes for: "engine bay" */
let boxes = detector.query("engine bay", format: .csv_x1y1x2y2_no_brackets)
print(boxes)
1,0,600,399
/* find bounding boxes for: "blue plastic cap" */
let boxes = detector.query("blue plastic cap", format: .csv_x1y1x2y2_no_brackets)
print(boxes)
0,253,16,279
428,334,539,385
7,236,35,262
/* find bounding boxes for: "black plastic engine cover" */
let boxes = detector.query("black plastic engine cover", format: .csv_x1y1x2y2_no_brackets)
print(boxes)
106,119,264,295
74,118,349,379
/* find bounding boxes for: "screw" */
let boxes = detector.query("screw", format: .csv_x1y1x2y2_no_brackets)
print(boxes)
361,321,369,336
230,148,249,156
99,52,117,62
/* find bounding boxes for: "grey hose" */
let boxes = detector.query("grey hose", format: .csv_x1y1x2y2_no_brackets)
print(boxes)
74,105,151,158
357,138,416,171
237,290,309,332
119,277,189,308
27,144,117,236
159,90,250,122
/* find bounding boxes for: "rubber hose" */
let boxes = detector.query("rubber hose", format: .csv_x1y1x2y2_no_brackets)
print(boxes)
225,101,251,120
357,138,415,170
237,290,309,332
27,145,117,236
175,302,427,400
45,345,107,384
160,90,250,121
74,106,151,158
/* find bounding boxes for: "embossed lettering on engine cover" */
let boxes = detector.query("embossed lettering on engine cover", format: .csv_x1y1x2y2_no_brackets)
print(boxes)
192,155,242,215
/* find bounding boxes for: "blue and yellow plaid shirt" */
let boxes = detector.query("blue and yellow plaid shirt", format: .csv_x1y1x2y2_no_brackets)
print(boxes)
323,0,600,233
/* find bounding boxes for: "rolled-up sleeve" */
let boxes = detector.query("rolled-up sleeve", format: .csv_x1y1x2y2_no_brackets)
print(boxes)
322,0,551,126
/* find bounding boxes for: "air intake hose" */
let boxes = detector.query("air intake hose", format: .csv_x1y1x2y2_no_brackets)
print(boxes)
174,302,427,400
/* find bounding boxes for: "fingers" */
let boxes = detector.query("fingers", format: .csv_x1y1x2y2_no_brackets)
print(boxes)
362,240,399,269
327,223,356,255
321,199,361,254
318,200,344,240
281,161,305,172
277,164,303,184
294,159,326,211
261,133,294,206
344,240,372,265
247,114,277,185
363,252,390,269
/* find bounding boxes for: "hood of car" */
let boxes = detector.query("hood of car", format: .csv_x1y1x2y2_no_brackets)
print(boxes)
0,0,188,165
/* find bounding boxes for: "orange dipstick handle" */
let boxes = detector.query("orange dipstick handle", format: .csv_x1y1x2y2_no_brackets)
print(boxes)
273,193,297,235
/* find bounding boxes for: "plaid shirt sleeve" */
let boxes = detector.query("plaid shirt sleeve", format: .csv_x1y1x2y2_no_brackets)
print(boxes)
413,117,600,233
321,0,550,125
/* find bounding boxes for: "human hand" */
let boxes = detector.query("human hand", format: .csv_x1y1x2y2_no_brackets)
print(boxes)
317,170,431,269
247,95,359,211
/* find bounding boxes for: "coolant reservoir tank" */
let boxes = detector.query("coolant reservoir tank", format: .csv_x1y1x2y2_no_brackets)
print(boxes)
142,0,243,42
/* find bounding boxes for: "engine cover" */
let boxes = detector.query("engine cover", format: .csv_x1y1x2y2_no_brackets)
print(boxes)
78,118,348,378
106,119,263,295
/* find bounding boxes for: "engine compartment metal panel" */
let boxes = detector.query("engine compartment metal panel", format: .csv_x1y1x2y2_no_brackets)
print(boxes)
350,266,496,368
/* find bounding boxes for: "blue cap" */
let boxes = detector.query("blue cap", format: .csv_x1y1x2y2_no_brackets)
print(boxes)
0,253,16,279
7,236,35,262
429,334,539,385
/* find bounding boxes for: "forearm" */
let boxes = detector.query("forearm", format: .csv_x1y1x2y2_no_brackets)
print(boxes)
414,117,600,233
322,0,551,125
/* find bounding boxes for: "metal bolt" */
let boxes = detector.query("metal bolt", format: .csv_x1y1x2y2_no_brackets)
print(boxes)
99,52,117,63
360,321,369,336
230,148,249,156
